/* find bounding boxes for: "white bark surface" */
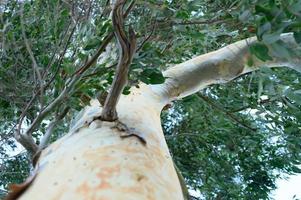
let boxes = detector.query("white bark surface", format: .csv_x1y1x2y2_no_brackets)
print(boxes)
154,33,300,101
17,33,300,200
20,85,183,200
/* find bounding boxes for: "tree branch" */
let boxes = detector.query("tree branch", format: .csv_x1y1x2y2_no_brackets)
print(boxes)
156,33,301,101
171,18,228,26
100,0,136,121
230,98,276,113
25,76,79,139
14,0,137,153
196,93,256,132
39,107,70,150
20,3,44,106
72,0,135,76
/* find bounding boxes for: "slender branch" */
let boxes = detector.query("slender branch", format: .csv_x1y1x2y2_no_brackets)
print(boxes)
14,133,38,155
41,20,72,78
25,76,79,139
100,0,136,121
171,18,228,26
16,19,76,139
15,0,137,152
73,33,114,76
99,0,111,19
136,21,156,52
20,3,44,106
43,21,78,89
39,107,70,150
17,93,39,137
230,98,276,113
196,93,257,132
83,63,117,79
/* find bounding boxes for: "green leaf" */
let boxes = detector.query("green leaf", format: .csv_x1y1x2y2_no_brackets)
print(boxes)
83,38,101,50
293,32,301,43
284,89,301,105
60,9,69,17
250,43,273,61
140,68,166,84
122,86,131,95
262,31,281,44
257,22,271,39
176,10,190,19
270,41,291,59
239,10,252,22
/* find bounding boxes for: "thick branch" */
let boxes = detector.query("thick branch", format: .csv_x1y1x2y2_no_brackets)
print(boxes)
156,33,301,101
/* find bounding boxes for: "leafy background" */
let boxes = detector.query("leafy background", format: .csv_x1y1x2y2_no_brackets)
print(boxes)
0,0,301,199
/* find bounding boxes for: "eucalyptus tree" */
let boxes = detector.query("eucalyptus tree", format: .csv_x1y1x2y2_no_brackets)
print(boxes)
0,0,301,199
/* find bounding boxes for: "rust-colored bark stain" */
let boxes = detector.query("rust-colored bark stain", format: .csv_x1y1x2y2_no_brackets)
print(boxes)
96,165,120,179
96,165,120,189
77,182,93,195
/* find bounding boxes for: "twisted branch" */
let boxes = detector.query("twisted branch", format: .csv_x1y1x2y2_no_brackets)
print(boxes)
100,0,137,121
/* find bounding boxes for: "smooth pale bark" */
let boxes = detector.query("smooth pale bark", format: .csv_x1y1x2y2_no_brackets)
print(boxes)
18,33,300,200
20,85,183,200
153,33,301,100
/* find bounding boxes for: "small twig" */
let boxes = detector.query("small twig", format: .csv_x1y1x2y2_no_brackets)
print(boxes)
171,18,227,26
83,63,117,79
20,3,44,107
43,20,78,89
136,21,156,52
17,92,39,137
85,0,93,20
230,98,275,113
100,0,136,121
99,0,111,19
197,93,257,132
41,20,72,79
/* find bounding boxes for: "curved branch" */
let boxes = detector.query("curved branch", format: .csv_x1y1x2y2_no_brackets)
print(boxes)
100,0,136,121
155,33,301,101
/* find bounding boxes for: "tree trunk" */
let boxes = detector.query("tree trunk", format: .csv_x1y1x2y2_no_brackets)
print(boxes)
19,84,184,200
12,33,300,200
